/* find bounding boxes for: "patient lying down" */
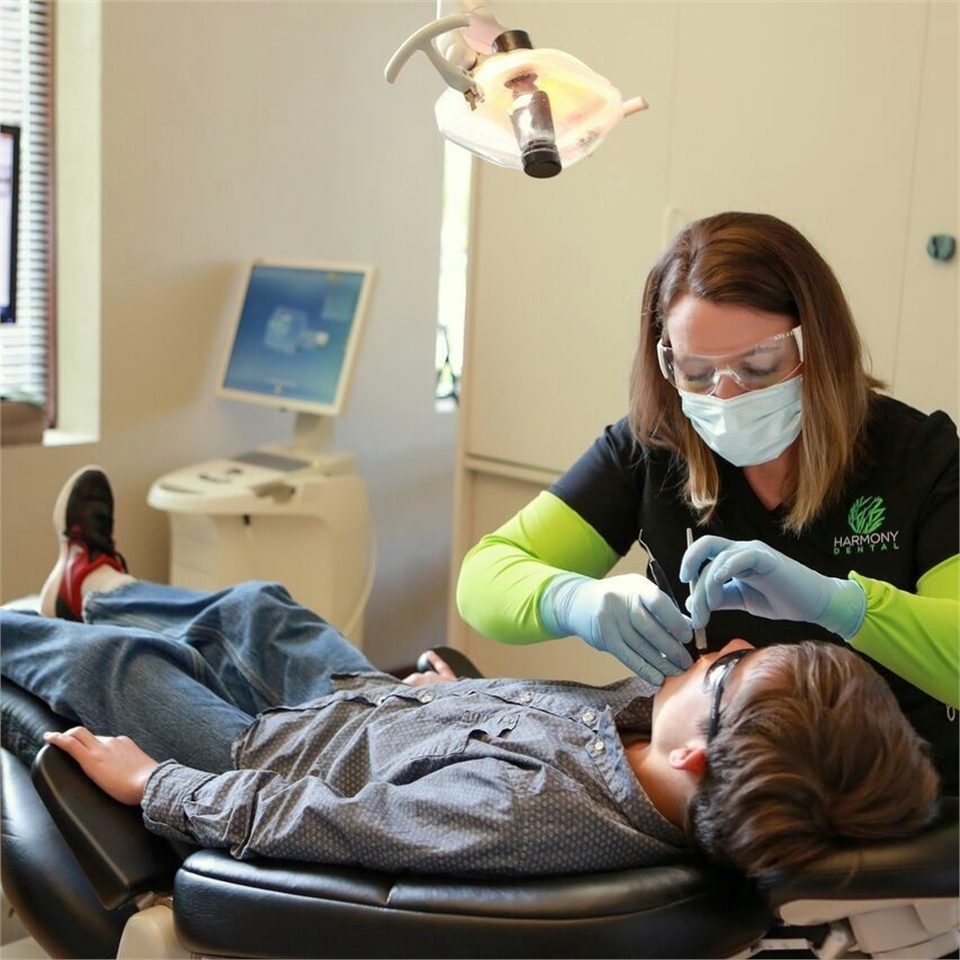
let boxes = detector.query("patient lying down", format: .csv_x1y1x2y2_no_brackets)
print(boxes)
0,468,941,880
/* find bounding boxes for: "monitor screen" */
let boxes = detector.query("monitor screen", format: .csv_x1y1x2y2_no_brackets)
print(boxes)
1,124,20,324
217,260,375,417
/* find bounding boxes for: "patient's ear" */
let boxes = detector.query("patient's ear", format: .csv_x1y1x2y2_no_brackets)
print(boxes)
668,743,708,773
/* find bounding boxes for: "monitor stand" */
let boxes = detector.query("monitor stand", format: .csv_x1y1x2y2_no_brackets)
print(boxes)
253,412,356,475
291,412,335,455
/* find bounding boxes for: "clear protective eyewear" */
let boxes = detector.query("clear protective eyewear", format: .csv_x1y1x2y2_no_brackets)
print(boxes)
657,327,804,397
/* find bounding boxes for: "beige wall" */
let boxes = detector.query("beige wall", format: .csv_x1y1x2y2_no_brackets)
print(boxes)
1,1,456,669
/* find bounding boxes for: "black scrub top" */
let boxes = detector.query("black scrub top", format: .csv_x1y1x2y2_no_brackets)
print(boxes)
551,394,959,792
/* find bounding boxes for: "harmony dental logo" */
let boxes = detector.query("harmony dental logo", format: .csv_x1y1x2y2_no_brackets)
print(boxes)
834,496,899,554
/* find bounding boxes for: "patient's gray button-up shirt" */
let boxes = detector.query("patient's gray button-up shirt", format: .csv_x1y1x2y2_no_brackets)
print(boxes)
143,673,690,877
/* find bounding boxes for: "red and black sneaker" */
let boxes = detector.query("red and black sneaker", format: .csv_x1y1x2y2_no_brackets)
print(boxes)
39,466,128,621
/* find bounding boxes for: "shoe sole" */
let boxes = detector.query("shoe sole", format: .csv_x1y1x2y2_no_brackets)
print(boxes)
52,463,108,539
39,465,108,620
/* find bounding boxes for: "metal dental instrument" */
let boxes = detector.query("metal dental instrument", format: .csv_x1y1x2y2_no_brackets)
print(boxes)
686,527,708,651
637,532,680,606
637,532,701,661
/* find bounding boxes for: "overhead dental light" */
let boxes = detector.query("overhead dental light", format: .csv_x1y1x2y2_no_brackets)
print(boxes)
385,1,647,179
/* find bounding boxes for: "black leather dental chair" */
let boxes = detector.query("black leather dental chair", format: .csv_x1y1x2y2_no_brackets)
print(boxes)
2,651,958,960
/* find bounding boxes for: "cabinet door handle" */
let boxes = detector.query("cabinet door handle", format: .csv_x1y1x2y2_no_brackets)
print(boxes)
926,235,956,262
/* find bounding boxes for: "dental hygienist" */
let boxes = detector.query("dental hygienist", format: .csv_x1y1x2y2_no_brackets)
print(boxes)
457,211,959,793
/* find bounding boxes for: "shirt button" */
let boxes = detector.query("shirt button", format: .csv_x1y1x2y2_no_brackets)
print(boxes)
582,711,596,724
376,695,387,706
519,692,533,704
593,740,605,753
419,692,435,703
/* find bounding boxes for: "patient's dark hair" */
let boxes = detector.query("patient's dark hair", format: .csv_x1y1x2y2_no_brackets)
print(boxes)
687,641,940,876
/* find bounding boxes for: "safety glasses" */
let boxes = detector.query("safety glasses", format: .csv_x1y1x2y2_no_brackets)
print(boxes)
703,648,753,740
657,327,803,396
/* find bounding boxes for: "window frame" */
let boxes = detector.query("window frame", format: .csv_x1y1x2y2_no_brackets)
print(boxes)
0,0,56,426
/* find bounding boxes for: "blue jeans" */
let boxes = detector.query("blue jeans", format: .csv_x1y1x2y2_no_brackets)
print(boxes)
0,581,376,772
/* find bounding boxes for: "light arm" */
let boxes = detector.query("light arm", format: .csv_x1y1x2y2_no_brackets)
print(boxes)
385,2,647,176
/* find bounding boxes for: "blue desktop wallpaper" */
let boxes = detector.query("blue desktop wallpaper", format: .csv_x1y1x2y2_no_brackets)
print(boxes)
222,264,366,410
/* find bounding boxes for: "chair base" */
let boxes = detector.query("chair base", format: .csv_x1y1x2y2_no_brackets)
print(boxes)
117,902,191,960
35,895,958,960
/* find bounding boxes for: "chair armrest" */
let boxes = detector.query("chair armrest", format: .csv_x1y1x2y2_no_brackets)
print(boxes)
1,748,136,958
31,744,184,910
416,646,485,679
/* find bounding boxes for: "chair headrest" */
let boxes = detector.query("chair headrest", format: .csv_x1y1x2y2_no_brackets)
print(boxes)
757,798,959,908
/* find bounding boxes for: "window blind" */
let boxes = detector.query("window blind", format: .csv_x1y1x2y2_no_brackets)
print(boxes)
0,0,53,415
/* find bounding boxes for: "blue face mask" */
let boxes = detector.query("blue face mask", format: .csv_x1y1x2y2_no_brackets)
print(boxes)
679,376,803,467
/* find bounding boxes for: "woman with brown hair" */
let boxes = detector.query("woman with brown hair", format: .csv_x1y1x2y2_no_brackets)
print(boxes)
457,211,958,792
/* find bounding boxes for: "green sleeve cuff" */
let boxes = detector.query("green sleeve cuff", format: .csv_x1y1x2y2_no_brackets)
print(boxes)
848,566,959,708
456,492,619,644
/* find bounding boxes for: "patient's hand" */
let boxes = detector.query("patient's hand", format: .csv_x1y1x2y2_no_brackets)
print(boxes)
43,727,159,806
402,649,457,687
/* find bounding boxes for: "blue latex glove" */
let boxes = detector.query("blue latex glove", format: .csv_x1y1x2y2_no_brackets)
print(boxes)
679,537,866,639
540,573,694,686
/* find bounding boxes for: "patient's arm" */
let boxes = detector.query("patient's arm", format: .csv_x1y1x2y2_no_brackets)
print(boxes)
43,650,458,807
43,726,158,806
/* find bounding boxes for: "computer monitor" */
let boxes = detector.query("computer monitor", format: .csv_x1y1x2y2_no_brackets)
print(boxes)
1,124,20,324
217,259,375,449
